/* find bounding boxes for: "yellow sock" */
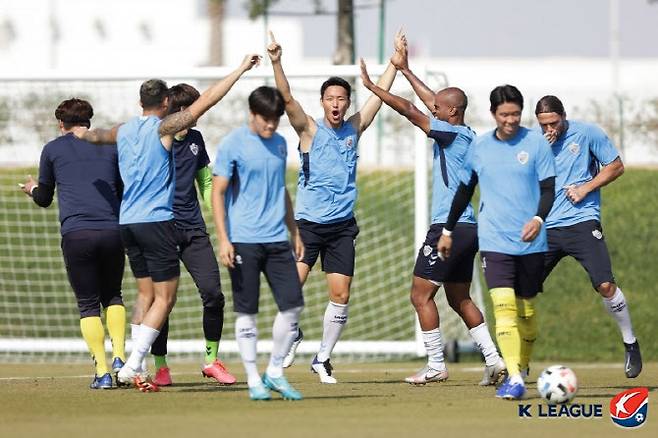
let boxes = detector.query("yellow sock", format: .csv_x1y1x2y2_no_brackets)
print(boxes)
516,297,537,372
80,317,108,376
490,287,521,376
105,305,126,361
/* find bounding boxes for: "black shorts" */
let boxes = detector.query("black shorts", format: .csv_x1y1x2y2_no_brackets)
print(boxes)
480,251,545,298
544,220,615,289
413,223,478,283
297,217,359,276
61,229,125,318
229,242,304,314
120,220,180,282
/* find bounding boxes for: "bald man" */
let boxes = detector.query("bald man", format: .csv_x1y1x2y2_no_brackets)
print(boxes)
360,51,506,386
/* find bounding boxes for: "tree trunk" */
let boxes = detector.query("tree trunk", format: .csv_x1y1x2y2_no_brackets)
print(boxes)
333,0,354,65
207,0,225,66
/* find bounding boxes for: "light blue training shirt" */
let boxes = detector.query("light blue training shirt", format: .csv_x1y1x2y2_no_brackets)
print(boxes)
295,119,359,224
117,115,175,225
544,120,619,228
427,118,476,225
460,126,556,255
213,125,288,243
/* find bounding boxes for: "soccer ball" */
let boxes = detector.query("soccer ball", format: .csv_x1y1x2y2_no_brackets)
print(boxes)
536,365,578,404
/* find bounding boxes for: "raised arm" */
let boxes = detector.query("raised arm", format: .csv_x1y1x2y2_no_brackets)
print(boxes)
390,35,436,113
268,31,315,148
159,54,261,143
360,58,429,134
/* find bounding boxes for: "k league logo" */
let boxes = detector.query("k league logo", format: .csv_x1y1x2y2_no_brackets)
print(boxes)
610,387,649,429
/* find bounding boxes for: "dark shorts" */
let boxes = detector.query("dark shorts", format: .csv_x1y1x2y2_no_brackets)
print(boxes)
480,251,545,298
413,223,478,283
297,217,360,276
120,220,180,282
61,229,125,318
544,220,615,289
229,242,304,314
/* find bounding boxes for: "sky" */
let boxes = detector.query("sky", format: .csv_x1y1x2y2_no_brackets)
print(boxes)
219,0,658,58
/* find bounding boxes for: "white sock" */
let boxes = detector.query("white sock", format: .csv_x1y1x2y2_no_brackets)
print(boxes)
422,328,446,371
126,324,159,371
317,302,348,362
130,323,146,372
603,287,636,344
235,313,261,388
267,306,303,378
469,323,501,366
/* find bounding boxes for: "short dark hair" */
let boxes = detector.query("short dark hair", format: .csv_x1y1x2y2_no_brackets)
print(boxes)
489,84,524,113
55,98,93,129
535,95,565,116
248,86,285,118
140,78,168,109
320,76,351,99
168,83,200,115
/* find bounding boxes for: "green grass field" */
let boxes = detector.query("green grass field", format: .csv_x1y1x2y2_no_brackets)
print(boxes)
1,360,656,438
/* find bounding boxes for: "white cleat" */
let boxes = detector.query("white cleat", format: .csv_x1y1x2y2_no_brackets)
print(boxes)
283,328,304,368
117,364,141,386
404,365,449,385
478,358,508,386
311,355,337,384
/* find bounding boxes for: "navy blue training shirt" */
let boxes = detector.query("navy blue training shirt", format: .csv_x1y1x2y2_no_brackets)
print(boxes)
38,133,121,235
172,129,210,230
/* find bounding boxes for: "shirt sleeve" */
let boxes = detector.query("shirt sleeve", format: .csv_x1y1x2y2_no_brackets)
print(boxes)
427,118,459,148
458,140,476,184
38,145,55,187
587,123,619,165
196,131,211,170
212,135,235,179
535,137,557,181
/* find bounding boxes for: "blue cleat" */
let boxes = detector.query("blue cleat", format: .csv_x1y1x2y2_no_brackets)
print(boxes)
111,357,127,387
90,373,113,390
248,383,272,401
262,373,303,400
495,377,526,400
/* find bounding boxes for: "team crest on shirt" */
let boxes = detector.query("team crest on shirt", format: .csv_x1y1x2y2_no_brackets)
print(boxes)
568,142,580,155
423,245,432,257
592,229,603,240
189,143,199,156
517,151,529,165
345,137,354,149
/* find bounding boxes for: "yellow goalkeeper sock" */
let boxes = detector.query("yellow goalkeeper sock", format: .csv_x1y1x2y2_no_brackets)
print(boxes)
105,305,126,361
516,297,537,373
490,287,521,376
80,316,109,376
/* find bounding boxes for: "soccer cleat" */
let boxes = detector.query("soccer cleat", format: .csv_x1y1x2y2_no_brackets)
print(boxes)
133,375,159,393
111,357,128,388
282,328,304,368
404,365,449,385
202,359,237,385
624,341,642,378
478,358,508,386
262,373,302,400
495,377,526,400
117,364,159,392
248,383,272,401
311,355,337,384
90,373,113,390
153,367,172,386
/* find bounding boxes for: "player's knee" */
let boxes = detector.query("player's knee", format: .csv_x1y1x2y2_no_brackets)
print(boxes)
330,289,350,304
77,297,101,318
597,282,616,298
201,286,225,310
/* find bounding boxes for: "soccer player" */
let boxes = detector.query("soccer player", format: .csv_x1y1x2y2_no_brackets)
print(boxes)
212,86,304,401
147,83,236,387
359,51,506,386
20,98,126,389
534,95,642,378
438,85,556,400
77,54,261,391
267,31,398,383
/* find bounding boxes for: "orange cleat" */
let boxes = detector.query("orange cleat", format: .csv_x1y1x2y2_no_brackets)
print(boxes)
202,359,237,385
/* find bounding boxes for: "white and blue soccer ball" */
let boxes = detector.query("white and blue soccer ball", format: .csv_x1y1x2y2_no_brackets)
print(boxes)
537,365,578,404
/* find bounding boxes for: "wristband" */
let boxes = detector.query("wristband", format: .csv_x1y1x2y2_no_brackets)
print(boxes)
441,228,453,237
532,215,544,225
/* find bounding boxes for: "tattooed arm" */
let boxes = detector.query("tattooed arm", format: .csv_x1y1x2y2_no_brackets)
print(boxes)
73,125,121,145
158,53,261,150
